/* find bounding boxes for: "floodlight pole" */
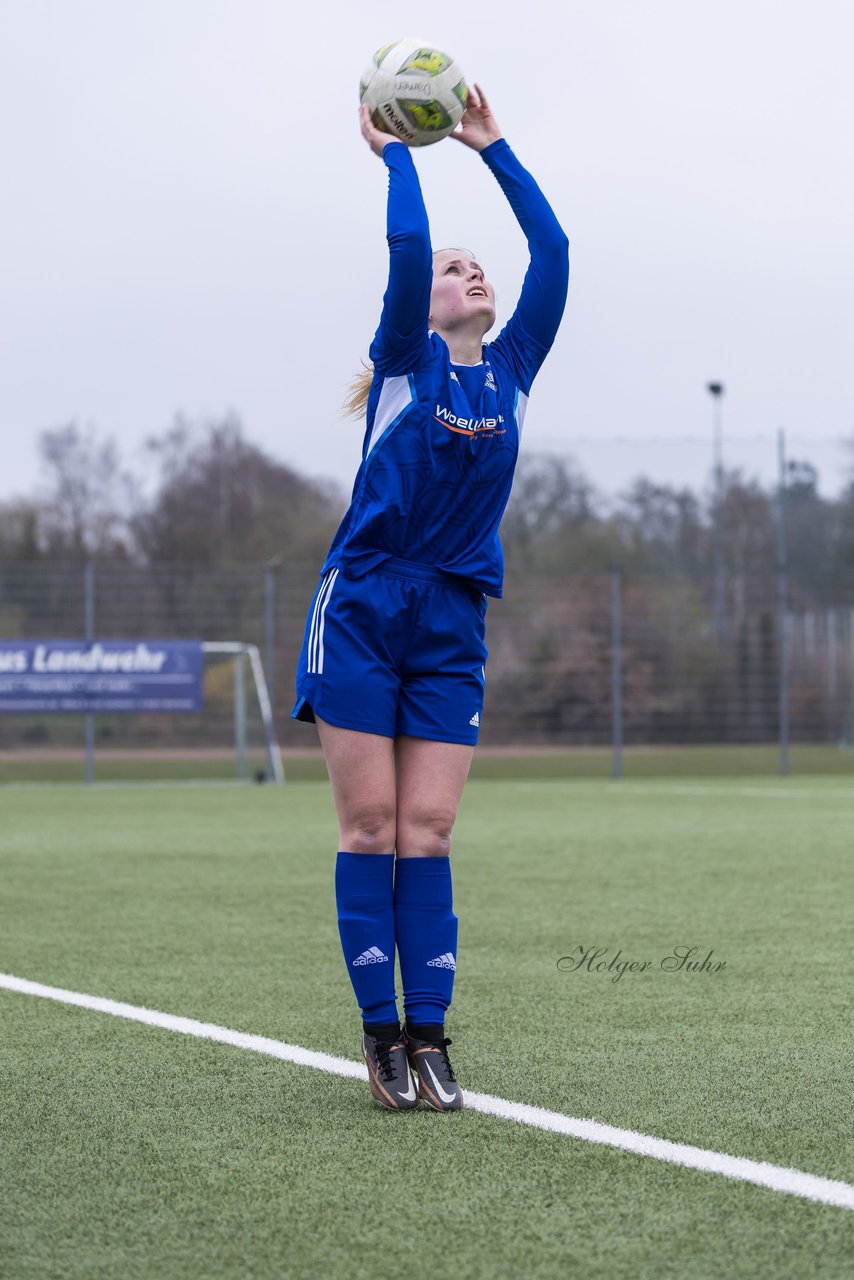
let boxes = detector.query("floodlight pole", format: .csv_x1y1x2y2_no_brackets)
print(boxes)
84,560,95,785
706,382,726,645
776,429,790,776
611,568,623,780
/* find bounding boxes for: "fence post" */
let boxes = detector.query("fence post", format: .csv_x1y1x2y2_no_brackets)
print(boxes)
611,568,623,780
264,563,276,731
84,560,95,785
776,430,790,776
825,608,837,738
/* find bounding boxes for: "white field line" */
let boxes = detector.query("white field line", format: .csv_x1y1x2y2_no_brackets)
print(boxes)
619,784,854,801
0,779,256,791
2,971,852,1213
2,778,853,799
510,781,854,801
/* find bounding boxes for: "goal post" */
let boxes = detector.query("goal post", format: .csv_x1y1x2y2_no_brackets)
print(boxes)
203,642,284,784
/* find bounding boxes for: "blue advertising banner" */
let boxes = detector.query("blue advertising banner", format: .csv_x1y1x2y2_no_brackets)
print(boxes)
0,641,204,713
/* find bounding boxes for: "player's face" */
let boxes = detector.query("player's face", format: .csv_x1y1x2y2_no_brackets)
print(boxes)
430,250,496,334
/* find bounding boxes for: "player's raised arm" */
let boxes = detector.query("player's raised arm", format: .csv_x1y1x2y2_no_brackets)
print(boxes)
452,87,569,392
360,106,432,375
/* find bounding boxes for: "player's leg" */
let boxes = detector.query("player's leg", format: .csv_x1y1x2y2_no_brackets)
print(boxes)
390,575,486,1109
394,735,474,858
392,735,473,1110
316,716,416,1110
317,717,397,855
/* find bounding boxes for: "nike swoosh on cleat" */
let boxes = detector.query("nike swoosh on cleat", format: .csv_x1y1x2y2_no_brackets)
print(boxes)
399,1070,417,1103
422,1059,457,1106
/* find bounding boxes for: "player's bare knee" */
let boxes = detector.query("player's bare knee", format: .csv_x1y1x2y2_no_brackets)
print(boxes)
423,829,452,857
343,806,396,855
397,811,455,857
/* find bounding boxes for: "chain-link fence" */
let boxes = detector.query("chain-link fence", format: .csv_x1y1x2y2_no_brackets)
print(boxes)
1,559,853,773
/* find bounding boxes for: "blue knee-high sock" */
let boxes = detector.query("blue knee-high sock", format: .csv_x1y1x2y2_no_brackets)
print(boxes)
394,856,458,1027
335,852,399,1027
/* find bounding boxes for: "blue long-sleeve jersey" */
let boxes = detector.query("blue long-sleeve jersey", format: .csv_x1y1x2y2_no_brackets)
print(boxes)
322,138,569,598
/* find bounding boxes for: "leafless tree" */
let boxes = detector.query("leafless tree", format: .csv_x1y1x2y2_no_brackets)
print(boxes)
36,421,135,556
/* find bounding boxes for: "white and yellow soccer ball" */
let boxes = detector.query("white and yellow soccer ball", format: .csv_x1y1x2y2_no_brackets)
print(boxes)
359,38,468,147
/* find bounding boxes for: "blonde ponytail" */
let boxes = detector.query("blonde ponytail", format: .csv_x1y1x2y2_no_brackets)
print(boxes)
343,364,374,419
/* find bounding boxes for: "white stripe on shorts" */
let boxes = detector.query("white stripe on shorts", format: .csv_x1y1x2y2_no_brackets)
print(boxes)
308,568,338,674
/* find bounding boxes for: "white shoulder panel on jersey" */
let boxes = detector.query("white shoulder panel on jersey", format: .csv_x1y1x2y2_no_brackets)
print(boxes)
515,389,529,437
366,375,416,457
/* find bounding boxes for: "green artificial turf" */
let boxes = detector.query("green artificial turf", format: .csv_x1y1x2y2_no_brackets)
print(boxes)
1,780,852,1279
1,742,853,784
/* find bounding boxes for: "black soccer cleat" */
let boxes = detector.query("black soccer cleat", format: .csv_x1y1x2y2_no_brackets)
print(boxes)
403,1032,464,1111
361,1031,419,1111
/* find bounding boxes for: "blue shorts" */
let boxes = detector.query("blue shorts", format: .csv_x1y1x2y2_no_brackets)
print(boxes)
291,558,488,745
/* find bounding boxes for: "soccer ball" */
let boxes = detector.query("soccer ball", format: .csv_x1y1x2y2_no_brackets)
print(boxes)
359,38,468,147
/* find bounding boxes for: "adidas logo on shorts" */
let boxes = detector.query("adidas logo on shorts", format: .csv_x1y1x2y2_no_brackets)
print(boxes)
353,946,389,966
427,952,456,970
469,712,480,727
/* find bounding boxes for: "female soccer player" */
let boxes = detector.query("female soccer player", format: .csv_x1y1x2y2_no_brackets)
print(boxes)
292,86,569,1111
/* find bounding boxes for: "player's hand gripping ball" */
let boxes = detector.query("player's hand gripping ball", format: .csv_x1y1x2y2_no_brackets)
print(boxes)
359,37,468,146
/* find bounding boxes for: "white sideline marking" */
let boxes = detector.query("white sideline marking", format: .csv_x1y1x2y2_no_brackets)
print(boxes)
512,781,854,801
2,971,852,1213
624,784,854,801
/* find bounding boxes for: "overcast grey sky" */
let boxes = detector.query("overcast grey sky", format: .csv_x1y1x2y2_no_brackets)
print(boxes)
1,0,852,503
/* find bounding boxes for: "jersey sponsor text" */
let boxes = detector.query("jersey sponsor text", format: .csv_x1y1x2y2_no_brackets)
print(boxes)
433,404,506,437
